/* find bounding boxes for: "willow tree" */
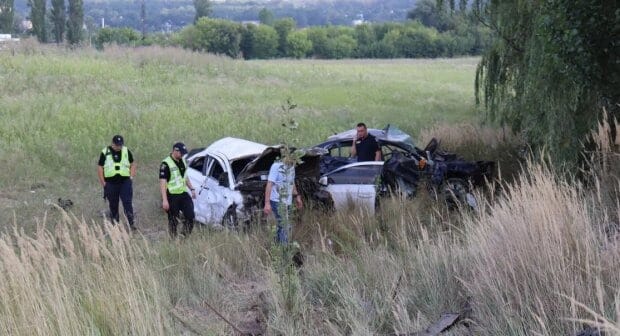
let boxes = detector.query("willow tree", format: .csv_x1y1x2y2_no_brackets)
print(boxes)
443,0,619,167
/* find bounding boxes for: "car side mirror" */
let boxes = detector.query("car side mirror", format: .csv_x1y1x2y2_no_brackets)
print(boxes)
319,176,328,186
218,172,229,188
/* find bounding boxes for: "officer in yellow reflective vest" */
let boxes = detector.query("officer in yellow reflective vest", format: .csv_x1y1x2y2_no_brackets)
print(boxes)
159,142,196,238
97,135,137,231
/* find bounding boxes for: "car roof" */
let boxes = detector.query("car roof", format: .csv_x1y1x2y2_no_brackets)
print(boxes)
325,125,416,150
200,137,268,162
326,128,384,141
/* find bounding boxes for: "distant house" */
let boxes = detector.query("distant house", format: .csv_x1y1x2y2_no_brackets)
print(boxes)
0,34,20,47
21,20,33,31
241,20,261,26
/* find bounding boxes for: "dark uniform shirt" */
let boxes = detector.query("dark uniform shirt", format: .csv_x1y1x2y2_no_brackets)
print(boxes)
159,156,187,182
98,147,134,183
354,134,380,161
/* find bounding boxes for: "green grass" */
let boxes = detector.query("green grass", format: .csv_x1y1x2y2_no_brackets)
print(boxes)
0,44,481,229
0,42,618,335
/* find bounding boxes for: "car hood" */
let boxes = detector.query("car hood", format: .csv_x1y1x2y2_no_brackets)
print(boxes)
204,137,268,162
236,146,327,183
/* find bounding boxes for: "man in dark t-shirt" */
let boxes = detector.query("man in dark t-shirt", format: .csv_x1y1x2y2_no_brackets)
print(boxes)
350,122,381,162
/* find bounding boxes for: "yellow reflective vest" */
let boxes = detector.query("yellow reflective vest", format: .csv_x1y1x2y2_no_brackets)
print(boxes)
163,156,187,194
102,146,130,178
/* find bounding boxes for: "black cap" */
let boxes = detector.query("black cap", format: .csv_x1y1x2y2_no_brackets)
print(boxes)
112,135,124,146
173,142,188,155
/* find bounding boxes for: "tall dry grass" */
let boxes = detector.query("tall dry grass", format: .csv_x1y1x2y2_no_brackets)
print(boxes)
0,212,172,335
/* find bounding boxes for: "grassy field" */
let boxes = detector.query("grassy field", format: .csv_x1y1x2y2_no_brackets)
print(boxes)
0,42,483,229
0,41,618,335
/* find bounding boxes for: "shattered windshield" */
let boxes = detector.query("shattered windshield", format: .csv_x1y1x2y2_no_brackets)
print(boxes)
383,125,416,152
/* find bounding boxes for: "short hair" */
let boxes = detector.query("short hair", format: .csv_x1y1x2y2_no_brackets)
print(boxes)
356,122,367,128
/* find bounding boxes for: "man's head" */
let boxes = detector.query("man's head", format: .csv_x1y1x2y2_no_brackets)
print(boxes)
356,122,368,139
111,135,124,150
172,142,188,159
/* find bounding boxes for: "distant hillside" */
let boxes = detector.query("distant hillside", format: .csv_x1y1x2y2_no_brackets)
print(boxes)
14,0,416,32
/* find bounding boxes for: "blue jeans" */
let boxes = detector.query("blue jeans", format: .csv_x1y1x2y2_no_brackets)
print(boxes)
271,200,291,244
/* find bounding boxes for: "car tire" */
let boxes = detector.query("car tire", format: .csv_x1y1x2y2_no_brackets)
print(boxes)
221,205,239,229
440,178,470,207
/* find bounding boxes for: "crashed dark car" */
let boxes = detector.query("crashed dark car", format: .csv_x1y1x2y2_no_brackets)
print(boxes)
315,125,495,206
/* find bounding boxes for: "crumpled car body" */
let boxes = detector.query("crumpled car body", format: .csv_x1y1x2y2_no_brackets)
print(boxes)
315,125,495,209
186,137,330,227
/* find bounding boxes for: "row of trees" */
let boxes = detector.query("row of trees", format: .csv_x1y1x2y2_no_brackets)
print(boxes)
94,17,491,59
10,0,416,33
0,0,84,44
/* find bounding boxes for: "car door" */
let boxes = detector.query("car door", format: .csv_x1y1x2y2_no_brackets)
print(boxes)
198,155,230,224
186,153,211,224
322,162,384,214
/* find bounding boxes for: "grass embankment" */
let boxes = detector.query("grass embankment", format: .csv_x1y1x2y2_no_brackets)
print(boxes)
0,42,618,335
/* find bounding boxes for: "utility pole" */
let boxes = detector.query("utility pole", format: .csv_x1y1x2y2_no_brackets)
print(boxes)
140,0,146,39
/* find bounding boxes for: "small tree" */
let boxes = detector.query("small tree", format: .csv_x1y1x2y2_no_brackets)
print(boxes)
252,24,279,59
50,0,65,44
193,0,212,24
273,18,295,56
28,0,46,42
0,0,14,34
258,7,274,25
194,18,242,57
66,0,83,45
286,30,312,58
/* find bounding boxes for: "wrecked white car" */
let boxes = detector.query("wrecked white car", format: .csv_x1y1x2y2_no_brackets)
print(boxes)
186,137,331,227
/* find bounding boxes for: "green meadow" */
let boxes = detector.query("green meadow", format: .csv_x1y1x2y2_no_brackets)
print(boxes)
1,43,481,228
0,42,618,335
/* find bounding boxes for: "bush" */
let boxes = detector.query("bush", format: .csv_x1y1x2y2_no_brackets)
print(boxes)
286,30,312,58
94,27,142,50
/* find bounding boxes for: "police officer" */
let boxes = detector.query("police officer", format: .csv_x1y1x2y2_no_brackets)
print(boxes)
97,135,137,231
159,142,196,238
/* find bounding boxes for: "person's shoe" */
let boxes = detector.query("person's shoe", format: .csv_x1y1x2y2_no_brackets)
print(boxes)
129,225,138,232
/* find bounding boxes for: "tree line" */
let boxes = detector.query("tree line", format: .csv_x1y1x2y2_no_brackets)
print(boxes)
0,0,83,44
2,0,490,60
91,0,491,60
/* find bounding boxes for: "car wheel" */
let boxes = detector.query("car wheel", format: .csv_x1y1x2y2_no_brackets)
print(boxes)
221,205,239,229
440,178,469,207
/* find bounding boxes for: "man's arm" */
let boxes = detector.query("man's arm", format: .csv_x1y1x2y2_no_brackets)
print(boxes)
292,184,303,209
130,162,137,179
350,136,357,158
185,176,196,199
263,181,273,215
160,179,169,211
97,166,105,187
374,138,381,161
374,149,382,161
159,162,170,211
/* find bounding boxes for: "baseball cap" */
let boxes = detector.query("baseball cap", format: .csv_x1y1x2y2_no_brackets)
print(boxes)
173,142,188,155
112,135,124,146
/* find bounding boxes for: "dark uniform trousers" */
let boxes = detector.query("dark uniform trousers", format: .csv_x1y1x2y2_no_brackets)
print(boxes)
105,179,134,227
167,192,195,237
